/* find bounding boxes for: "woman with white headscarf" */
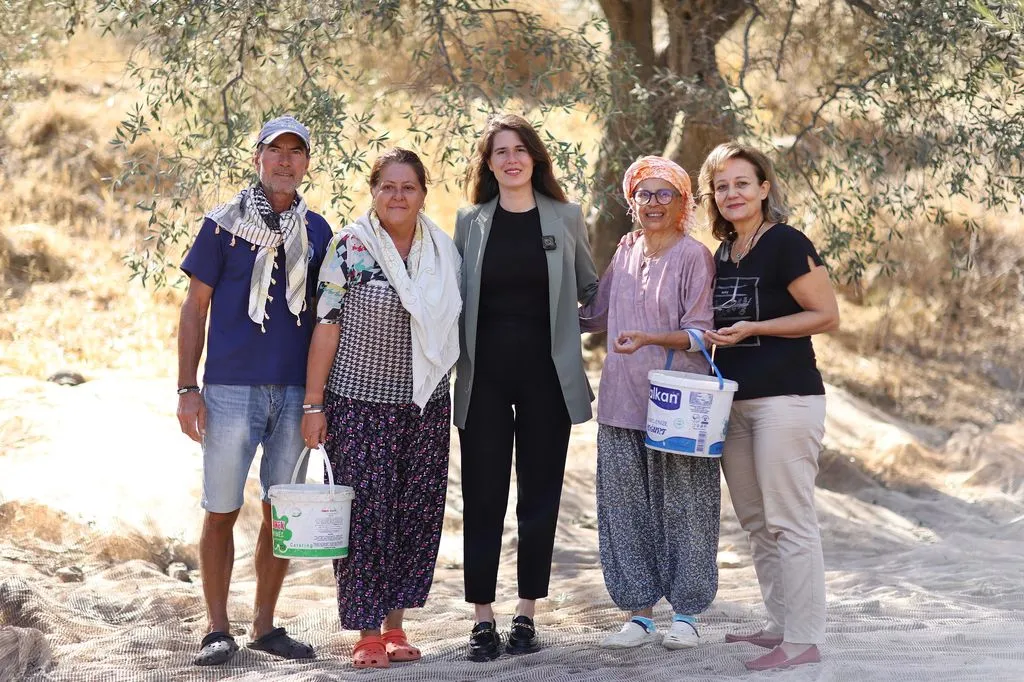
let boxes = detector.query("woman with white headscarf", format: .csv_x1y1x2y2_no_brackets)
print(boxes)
580,156,719,651
301,148,461,670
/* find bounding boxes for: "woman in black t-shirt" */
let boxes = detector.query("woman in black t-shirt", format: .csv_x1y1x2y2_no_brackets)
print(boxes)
697,143,839,672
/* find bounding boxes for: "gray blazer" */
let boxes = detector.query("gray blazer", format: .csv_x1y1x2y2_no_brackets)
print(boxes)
452,193,600,429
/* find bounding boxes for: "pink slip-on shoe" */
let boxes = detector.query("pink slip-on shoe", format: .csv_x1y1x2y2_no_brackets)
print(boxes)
724,630,784,649
744,644,820,671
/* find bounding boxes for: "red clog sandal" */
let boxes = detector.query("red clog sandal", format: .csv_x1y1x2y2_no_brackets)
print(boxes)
382,628,421,662
352,633,390,669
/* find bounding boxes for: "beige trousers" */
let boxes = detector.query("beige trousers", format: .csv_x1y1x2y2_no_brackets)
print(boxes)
722,394,827,644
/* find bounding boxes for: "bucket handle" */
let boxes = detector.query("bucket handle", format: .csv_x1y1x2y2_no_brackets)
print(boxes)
663,329,725,390
288,447,337,498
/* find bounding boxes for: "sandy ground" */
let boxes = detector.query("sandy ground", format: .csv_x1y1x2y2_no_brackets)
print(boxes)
1,373,1023,681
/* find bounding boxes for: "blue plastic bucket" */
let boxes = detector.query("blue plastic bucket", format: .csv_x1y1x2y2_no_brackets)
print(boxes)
644,331,738,458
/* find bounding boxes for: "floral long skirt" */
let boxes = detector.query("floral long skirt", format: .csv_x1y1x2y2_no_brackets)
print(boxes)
323,391,450,630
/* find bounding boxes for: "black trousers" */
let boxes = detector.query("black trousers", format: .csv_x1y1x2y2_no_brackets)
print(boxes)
459,340,572,604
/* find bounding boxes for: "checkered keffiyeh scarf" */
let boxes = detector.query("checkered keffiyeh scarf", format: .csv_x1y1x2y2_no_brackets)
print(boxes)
205,185,309,331
250,183,298,232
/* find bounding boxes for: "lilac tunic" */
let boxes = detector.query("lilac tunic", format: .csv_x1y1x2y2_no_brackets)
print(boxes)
580,231,716,431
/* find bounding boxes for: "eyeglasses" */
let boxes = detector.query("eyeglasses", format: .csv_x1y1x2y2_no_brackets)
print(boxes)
632,189,680,205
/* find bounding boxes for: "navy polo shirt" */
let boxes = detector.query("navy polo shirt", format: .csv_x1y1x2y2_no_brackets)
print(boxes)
182,213,334,386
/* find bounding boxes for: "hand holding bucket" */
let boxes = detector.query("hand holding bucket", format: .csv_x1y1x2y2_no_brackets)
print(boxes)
645,330,738,457
267,447,354,559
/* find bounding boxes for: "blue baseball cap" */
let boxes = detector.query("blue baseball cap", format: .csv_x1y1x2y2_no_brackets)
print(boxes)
256,115,311,152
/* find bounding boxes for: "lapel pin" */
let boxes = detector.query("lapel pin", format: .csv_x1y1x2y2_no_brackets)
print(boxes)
541,235,557,251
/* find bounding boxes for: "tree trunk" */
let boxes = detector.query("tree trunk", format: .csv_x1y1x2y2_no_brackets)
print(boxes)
588,0,749,272
661,0,748,180
589,0,659,271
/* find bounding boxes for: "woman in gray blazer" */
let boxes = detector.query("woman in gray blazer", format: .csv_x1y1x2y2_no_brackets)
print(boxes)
454,113,599,661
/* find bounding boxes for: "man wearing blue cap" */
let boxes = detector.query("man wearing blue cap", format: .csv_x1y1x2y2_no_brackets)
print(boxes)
176,116,333,666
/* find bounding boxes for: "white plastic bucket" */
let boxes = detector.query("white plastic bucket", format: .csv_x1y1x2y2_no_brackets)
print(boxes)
645,331,739,458
268,447,353,559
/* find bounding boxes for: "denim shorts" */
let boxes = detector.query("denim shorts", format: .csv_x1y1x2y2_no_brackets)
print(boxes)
201,384,309,513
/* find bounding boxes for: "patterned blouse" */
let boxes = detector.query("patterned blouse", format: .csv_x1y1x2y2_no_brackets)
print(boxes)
579,232,716,431
316,232,448,405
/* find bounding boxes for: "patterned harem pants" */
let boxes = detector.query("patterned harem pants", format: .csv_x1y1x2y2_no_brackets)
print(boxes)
597,424,721,614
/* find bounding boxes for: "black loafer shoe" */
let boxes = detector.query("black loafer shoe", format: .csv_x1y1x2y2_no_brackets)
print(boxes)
506,615,540,655
468,621,501,662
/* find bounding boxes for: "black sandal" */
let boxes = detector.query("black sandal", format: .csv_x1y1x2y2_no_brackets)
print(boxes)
246,627,315,660
194,631,238,666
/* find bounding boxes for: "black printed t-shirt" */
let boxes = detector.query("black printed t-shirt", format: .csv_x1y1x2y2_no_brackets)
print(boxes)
712,223,825,401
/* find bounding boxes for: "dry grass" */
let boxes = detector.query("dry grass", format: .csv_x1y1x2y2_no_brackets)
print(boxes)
0,29,181,379
716,1,870,141
1,91,165,238
815,205,1024,428
0,225,71,288
0,227,182,379
0,501,197,574
3,30,154,234
0,502,86,547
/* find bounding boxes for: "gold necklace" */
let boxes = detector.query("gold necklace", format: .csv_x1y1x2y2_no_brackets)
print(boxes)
643,232,678,259
731,220,766,264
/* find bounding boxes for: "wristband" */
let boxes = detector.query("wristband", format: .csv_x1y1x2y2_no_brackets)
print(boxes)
303,408,324,415
302,403,324,410
177,385,200,395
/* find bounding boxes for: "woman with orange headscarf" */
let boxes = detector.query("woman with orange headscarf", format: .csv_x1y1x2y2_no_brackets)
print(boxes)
580,156,719,651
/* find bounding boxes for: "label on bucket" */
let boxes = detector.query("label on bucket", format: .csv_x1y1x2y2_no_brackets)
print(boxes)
645,374,734,458
271,503,350,559
650,385,682,410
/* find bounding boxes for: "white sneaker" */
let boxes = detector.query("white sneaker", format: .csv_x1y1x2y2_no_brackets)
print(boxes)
600,620,657,649
662,618,700,649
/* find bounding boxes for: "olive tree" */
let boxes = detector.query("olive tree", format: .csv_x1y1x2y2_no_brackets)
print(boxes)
588,0,1024,274
52,0,1024,283
52,0,607,285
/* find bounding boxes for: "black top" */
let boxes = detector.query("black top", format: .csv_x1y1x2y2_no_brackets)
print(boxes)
477,204,551,355
712,223,825,401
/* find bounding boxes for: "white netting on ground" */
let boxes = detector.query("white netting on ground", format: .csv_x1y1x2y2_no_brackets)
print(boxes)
2,378,1024,681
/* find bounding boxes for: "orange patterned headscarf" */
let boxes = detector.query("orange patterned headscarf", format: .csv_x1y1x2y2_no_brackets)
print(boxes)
622,155,697,234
